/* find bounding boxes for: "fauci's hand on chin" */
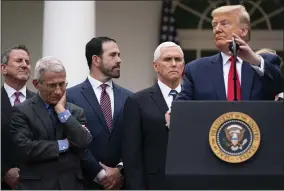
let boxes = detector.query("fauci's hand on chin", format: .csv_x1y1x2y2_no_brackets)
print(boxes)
54,92,66,114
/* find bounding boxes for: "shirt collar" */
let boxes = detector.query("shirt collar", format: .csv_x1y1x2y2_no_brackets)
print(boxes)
88,75,113,90
221,52,243,66
4,83,27,98
157,79,181,98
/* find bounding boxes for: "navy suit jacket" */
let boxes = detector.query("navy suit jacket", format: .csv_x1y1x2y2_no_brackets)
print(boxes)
177,53,283,101
67,79,133,181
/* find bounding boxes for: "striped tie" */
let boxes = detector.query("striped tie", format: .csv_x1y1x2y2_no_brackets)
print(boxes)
169,89,178,101
14,91,21,105
100,84,112,129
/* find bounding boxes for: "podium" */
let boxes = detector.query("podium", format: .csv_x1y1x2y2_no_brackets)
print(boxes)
166,101,284,189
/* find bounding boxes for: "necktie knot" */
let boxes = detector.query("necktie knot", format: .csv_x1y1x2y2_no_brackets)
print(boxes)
169,89,178,100
101,84,108,92
14,91,21,98
47,104,54,111
229,56,238,65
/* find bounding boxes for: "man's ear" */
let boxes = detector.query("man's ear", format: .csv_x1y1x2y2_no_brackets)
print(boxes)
240,26,248,40
1,64,7,75
92,55,101,67
32,79,40,90
153,61,159,73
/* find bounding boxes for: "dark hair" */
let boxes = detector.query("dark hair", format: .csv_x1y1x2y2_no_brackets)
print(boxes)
1,45,30,65
85,37,116,69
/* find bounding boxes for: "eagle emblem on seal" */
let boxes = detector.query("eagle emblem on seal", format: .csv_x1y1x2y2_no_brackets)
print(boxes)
223,124,248,151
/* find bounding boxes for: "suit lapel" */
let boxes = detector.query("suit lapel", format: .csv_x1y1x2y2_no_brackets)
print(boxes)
81,79,109,132
31,94,52,138
210,54,227,100
241,62,254,100
1,87,35,119
150,83,169,114
26,89,35,99
1,86,12,119
112,83,123,131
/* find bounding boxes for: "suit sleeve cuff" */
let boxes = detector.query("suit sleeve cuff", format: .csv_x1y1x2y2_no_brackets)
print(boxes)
251,55,265,76
57,109,71,123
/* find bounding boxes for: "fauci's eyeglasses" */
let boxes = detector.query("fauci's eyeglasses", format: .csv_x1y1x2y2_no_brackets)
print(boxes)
39,80,68,91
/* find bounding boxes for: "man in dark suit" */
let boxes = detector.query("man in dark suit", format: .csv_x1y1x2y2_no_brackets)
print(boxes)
255,48,284,101
165,5,284,128
10,56,92,190
1,45,36,189
67,37,132,189
175,5,283,102
121,41,184,189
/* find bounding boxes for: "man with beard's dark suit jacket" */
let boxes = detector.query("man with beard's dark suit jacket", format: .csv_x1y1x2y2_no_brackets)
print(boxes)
67,37,133,190
67,79,132,188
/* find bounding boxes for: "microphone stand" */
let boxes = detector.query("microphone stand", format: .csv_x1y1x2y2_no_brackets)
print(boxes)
229,39,239,101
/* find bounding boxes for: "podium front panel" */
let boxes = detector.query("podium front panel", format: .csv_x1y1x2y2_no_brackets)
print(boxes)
165,101,284,189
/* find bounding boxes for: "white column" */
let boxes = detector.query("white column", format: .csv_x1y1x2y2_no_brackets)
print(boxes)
43,1,95,88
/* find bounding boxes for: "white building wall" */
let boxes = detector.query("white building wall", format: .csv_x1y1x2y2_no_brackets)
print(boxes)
1,1,161,92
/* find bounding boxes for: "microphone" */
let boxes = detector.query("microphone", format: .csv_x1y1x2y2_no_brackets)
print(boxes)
228,38,239,55
228,38,239,101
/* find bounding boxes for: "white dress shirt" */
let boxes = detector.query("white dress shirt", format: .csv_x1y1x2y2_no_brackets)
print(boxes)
4,83,27,106
221,52,265,97
158,79,181,109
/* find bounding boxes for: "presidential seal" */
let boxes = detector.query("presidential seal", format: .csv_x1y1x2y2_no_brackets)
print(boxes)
209,112,261,163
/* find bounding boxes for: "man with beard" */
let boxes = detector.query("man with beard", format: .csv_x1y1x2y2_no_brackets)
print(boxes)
67,37,133,189
1,45,35,189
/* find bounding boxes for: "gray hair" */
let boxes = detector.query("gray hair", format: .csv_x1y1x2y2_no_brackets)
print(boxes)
1,45,30,65
255,48,284,74
153,41,184,62
34,56,66,80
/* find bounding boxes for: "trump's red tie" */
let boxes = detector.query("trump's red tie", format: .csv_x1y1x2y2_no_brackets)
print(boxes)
100,84,112,129
227,56,241,101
